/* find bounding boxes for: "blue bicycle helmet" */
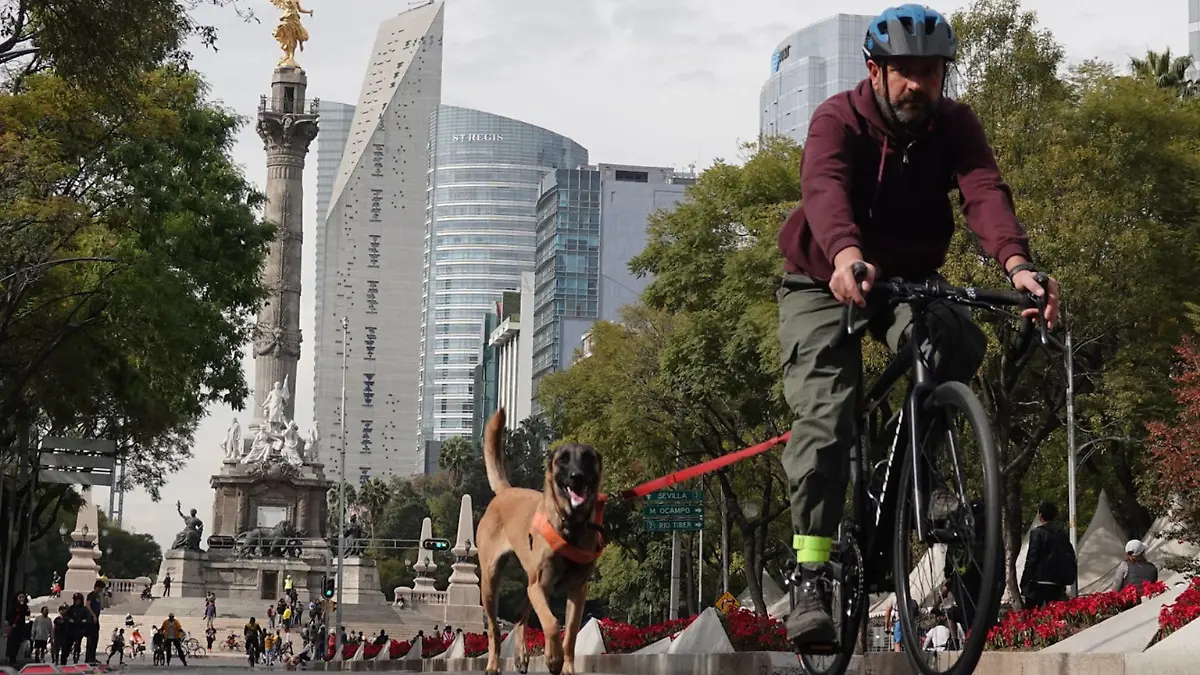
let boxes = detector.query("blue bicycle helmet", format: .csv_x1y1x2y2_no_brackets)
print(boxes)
863,4,957,63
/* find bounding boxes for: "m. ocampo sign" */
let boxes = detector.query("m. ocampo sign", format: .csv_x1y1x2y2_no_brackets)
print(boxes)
452,133,504,141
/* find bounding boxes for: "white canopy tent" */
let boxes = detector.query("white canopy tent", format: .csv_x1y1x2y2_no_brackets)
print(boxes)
1142,512,1200,587
1074,491,1129,594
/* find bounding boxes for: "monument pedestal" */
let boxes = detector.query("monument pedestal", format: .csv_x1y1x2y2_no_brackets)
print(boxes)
154,549,208,598
338,557,386,605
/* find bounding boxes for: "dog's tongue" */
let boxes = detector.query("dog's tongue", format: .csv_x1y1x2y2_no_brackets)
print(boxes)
567,487,586,507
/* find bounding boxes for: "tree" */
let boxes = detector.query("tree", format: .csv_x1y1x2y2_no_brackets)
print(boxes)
0,0,252,91
96,512,163,581
1144,339,1200,575
946,0,1200,605
538,137,805,615
1129,48,1195,96
437,436,472,487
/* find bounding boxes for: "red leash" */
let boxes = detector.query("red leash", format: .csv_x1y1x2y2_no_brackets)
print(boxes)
615,431,791,500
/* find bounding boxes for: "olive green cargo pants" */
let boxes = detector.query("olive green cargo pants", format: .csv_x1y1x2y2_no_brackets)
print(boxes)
777,273,987,539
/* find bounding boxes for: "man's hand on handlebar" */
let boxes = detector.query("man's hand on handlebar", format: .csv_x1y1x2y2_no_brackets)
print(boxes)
831,248,877,306
1010,269,1060,329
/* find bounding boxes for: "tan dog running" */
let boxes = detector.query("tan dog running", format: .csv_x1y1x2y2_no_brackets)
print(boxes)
477,408,604,675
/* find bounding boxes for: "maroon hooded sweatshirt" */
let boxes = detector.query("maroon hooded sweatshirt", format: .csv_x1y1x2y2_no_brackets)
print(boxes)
778,79,1031,282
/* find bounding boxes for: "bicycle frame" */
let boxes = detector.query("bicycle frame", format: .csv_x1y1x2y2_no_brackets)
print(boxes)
848,291,1039,597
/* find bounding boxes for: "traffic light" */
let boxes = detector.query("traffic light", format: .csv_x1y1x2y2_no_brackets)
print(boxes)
422,538,451,551
322,576,335,599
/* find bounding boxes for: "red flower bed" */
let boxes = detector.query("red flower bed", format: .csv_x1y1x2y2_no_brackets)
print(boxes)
1158,577,1200,640
986,581,1167,650
722,608,791,652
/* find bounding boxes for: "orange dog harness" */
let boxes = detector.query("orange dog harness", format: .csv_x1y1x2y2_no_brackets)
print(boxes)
530,496,607,564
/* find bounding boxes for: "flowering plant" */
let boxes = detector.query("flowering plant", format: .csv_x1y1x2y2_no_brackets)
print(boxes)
1157,577,1200,641
986,581,1167,650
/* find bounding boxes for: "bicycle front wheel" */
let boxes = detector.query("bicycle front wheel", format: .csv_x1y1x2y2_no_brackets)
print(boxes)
892,381,1002,675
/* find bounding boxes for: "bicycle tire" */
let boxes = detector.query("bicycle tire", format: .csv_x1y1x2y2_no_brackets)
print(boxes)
892,381,1001,675
798,526,865,675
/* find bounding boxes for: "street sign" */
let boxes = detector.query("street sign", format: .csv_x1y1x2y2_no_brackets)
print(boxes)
644,518,703,532
715,591,740,614
643,504,704,517
37,438,117,486
647,490,704,502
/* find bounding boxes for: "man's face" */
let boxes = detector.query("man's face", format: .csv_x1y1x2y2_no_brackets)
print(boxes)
868,56,946,126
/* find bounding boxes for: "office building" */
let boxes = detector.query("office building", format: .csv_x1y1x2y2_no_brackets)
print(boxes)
488,272,534,431
313,99,355,347
470,308,501,448
760,14,874,144
531,164,694,387
314,100,356,229
415,106,586,469
1191,0,1200,80
312,1,444,484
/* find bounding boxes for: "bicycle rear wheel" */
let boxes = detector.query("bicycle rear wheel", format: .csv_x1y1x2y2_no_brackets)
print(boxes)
798,523,865,675
892,381,1001,675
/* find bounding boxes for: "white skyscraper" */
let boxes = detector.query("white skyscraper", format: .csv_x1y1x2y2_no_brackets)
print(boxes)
313,1,444,484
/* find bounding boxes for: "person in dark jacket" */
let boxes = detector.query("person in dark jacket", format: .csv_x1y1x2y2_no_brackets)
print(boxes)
51,605,69,665
83,580,104,663
1020,501,1073,607
777,3,1061,649
61,594,92,665
5,592,30,666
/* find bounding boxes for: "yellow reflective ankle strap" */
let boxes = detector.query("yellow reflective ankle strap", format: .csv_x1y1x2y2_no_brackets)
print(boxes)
794,535,833,563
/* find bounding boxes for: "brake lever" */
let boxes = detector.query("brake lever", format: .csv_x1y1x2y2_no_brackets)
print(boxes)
1032,272,1050,346
830,262,870,349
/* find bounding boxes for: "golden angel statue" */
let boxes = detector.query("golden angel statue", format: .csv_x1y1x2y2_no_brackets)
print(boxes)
270,0,314,68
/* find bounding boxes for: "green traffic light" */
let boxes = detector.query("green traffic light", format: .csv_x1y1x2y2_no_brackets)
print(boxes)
421,538,451,551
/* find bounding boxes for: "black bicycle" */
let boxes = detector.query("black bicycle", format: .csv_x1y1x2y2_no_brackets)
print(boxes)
788,263,1048,675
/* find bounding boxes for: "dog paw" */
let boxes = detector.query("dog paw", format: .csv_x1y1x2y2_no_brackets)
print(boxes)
517,656,530,675
547,655,564,675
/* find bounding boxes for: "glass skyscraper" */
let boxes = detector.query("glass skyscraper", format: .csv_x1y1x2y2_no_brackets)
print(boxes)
416,106,586,466
314,101,356,229
532,165,693,385
760,14,874,145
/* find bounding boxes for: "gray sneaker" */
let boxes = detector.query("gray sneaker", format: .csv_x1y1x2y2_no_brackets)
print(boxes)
786,563,837,652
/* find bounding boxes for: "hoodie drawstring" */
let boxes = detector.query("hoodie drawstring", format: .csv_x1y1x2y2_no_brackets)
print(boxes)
870,135,889,221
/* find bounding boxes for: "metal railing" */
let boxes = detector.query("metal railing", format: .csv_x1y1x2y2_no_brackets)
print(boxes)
259,95,321,115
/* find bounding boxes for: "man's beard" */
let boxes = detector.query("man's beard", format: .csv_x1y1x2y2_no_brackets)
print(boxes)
875,87,934,131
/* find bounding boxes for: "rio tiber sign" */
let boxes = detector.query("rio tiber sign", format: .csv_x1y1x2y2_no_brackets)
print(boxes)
452,133,504,141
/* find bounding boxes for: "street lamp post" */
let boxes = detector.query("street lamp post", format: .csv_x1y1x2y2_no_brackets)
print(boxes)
333,316,348,660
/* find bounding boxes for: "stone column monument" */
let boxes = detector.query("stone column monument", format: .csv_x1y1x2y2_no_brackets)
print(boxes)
252,66,319,422
63,486,102,596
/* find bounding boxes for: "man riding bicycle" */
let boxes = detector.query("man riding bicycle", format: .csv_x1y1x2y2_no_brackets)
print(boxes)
776,3,1060,648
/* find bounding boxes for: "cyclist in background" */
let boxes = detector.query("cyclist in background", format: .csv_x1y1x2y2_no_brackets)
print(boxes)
776,3,1060,648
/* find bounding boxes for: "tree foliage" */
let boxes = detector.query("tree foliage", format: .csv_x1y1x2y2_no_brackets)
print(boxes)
947,0,1200,605
1129,48,1196,98
0,0,253,91
1144,339,1200,575
0,0,273,604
